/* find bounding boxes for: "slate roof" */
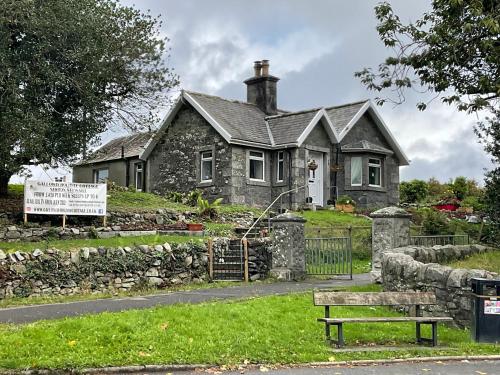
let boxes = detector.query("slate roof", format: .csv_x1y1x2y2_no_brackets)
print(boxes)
325,100,368,135
75,132,153,165
185,91,272,145
342,140,394,154
185,91,369,146
266,109,321,145
95,90,408,165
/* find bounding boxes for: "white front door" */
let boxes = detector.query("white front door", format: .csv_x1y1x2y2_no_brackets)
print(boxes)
307,151,324,206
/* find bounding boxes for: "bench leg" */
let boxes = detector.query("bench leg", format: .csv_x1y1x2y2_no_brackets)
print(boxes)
325,322,331,343
431,322,437,347
337,323,344,347
415,322,438,346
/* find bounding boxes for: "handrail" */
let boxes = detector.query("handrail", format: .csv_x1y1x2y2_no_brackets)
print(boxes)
241,184,308,242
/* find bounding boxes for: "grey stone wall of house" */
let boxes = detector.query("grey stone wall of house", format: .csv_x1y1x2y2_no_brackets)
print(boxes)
148,104,233,202
270,213,306,280
336,113,401,207
381,244,497,328
370,206,411,282
73,159,128,186
230,146,272,207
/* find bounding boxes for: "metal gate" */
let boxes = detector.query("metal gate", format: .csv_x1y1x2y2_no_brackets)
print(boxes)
209,239,248,281
305,237,352,278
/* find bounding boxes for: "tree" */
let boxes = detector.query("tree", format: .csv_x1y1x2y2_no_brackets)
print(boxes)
451,176,468,200
0,0,179,195
356,0,499,241
400,179,429,203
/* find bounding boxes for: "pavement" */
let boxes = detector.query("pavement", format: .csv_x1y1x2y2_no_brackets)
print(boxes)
151,360,500,375
0,273,371,324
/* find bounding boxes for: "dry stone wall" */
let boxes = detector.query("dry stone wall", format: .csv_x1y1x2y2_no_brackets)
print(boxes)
381,244,498,328
0,210,254,243
0,242,209,299
0,237,273,300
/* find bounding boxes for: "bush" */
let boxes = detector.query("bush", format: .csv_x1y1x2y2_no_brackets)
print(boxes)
197,197,223,219
451,176,468,200
336,195,355,205
421,208,449,235
400,179,428,203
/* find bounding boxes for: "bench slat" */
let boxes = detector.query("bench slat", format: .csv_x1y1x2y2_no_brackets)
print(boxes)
313,292,436,306
318,317,453,323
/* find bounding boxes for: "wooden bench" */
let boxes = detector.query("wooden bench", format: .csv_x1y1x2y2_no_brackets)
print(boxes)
314,291,453,347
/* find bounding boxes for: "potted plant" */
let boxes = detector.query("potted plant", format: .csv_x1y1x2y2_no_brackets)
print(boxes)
335,195,356,213
187,222,204,231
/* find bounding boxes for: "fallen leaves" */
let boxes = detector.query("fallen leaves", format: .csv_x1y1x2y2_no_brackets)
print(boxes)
160,322,169,331
67,340,77,347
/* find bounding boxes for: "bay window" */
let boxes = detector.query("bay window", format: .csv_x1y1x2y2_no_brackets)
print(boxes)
350,157,362,186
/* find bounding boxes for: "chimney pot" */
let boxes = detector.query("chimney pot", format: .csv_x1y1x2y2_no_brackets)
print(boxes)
261,59,269,76
253,61,262,77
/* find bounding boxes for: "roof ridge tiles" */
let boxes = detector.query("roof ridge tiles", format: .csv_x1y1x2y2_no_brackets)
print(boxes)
183,89,261,109
265,107,323,120
324,99,370,110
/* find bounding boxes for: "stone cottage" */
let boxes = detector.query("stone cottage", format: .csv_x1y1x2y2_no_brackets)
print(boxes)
73,60,410,209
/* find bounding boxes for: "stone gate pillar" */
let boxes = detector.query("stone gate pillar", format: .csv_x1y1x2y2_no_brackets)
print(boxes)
270,213,306,281
370,207,411,283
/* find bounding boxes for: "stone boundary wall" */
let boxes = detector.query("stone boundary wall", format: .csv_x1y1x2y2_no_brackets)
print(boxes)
0,210,255,243
381,244,498,328
0,238,272,300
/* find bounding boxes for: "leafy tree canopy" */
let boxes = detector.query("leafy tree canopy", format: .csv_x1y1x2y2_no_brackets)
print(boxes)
355,0,499,114
0,0,179,195
357,0,499,243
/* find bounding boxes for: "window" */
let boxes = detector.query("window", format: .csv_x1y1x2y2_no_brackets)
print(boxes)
249,151,264,181
200,151,213,182
369,158,382,187
93,168,108,183
135,163,143,191
350,157,362,186
277,151,284,182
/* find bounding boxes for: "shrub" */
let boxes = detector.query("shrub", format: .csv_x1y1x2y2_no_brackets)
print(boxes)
185,190,202,207
421,208,449,235
451,176,468,200
167,191,184,203
336,195,355,205
197,196,223,219
400,179,429,203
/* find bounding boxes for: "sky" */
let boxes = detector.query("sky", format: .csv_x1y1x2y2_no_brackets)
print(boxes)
15,0,494,184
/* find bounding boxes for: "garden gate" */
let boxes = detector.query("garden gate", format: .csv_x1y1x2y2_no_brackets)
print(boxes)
305,237,352,278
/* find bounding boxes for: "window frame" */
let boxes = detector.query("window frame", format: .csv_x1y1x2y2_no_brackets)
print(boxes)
350,156,362,187
200,150,213,183
248,150,265,182
134,162,143,192
368,157,382,187
93,168,109,184
276,151,284,182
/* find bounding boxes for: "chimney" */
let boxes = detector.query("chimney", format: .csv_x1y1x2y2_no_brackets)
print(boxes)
244,59,279,115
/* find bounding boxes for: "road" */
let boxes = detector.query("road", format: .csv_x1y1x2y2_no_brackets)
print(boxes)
137,360,500,375
0,273,371,323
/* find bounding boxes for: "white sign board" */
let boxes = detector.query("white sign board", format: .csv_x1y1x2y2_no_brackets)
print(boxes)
24,181,107,216
484,300,500,315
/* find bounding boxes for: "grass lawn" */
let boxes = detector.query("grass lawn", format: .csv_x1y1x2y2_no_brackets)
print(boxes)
104,189,262,216
447,249,500,274
0,284,497,370
0,234,203,253
301,210,371,227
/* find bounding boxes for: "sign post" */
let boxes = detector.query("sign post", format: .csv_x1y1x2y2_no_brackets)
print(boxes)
24,181,107,223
